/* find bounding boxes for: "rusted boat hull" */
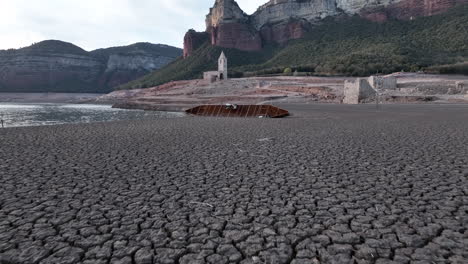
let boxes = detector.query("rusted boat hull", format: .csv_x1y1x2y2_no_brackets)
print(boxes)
186,105,289,118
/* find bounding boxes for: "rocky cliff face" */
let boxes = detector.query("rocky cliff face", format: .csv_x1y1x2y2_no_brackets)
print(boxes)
183,0,467,55
335,0,398,14
360,0,468,21
205,0,262,52
0,40,182,93
252,0,339,29
183,30,210,58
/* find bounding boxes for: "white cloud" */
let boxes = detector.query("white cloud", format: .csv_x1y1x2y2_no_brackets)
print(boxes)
0,0,267,50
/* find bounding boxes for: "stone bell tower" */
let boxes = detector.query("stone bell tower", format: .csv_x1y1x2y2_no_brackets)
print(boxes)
218,51,228,80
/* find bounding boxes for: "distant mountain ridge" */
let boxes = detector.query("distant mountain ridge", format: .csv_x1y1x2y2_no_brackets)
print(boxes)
0,40,182,93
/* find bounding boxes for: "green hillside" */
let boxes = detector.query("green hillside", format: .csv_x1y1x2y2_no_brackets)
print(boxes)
0,40,88,56
90,42,182,62
121,5,468,90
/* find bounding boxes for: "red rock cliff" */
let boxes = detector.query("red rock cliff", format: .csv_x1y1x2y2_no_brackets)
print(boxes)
210,23,262,51
362,0,468,22
183,0,468,56
260,20,311,44
183,30,209,58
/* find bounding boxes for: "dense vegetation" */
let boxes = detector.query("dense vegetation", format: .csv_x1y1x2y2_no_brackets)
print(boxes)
91,42,182,61
121,5,468,90
426,62,468,75
0,40,88,56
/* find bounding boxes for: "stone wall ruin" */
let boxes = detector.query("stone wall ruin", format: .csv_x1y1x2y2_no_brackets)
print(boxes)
343,78,377,104
368,76,397,90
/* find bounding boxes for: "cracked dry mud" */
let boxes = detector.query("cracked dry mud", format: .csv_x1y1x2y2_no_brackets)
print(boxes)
0,104,467,264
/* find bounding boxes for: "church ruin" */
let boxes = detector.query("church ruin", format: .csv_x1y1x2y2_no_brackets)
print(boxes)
204,52,228,83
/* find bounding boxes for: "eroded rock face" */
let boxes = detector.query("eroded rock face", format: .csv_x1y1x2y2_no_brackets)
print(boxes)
0,40,182,92
183,0,467,54
336,0,401,14
360,0,468,21
260,19,312,44
205,0,262,51
252,0,339,30
183,30,209,58
0,57,100,92
211,23,262,51
0,43,102,92
384,0,467,20
205,0,248,29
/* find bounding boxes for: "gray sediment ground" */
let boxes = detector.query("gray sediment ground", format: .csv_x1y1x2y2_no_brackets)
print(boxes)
0,104,467,264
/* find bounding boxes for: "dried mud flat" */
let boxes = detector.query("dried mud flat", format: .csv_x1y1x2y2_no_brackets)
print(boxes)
0,104,467,264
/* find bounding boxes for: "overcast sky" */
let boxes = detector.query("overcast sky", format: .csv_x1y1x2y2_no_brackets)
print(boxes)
0,0,266,51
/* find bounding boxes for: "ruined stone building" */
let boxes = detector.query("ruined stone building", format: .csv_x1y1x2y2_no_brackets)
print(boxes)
343,76,397,104
204,52,228,83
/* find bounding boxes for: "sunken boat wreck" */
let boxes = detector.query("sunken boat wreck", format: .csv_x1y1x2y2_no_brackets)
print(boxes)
186,104,289,118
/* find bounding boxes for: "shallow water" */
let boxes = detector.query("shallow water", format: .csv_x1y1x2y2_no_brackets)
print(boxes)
0,103,184,128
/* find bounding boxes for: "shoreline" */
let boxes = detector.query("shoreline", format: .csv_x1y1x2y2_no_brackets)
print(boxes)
0,92,106,104
0,102,184,129
2,103,468,129
110,99,468,113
